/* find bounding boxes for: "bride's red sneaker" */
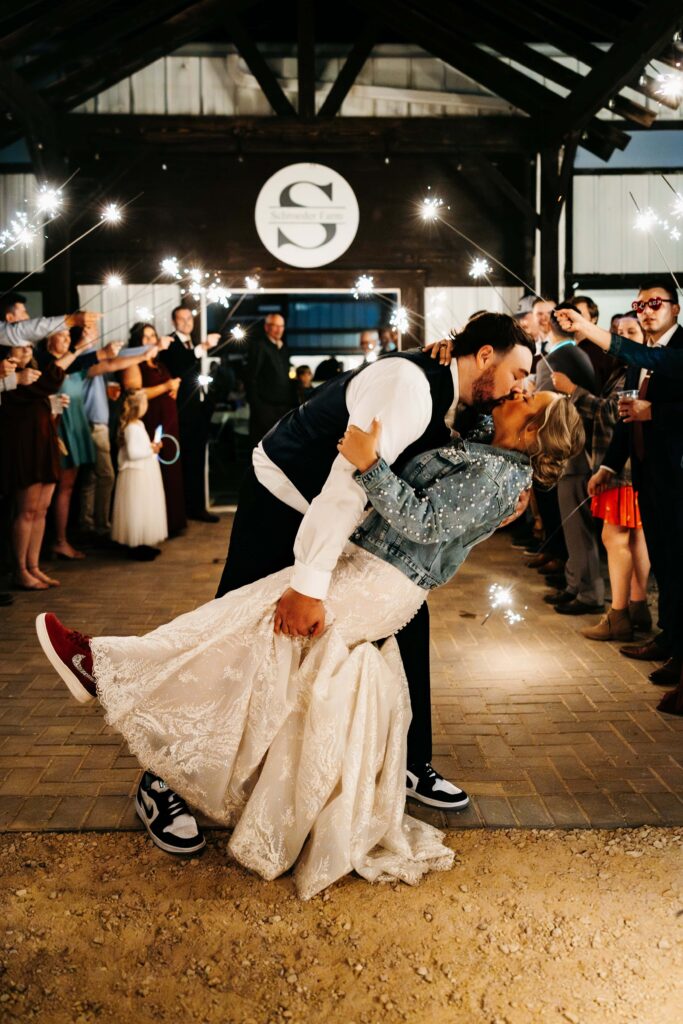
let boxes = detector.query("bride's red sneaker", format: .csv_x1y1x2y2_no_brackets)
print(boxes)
35,613,97,703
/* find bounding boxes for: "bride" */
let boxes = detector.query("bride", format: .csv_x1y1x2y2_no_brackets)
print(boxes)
36,390,583,899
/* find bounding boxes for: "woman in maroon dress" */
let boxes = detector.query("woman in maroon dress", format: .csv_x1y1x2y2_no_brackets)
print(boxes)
0,337,89,590
121,323,186,537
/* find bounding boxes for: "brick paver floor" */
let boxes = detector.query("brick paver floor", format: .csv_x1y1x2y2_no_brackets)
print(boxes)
1,520,681,832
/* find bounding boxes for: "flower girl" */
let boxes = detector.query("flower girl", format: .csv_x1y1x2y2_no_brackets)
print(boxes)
111,390,167,560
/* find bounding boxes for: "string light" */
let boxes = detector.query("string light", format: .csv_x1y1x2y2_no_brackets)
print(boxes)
469,257,493,279
352,274,375,299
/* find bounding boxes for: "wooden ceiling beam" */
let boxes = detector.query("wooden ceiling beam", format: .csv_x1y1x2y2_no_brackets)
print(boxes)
224,13,297,116
297,0,316,118
20,1,184,85
317,19,379,119
549,0,683,137
41,0,230,111
57,113,540,154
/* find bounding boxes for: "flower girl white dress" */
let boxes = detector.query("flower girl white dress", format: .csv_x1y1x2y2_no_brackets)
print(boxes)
111,421,167,548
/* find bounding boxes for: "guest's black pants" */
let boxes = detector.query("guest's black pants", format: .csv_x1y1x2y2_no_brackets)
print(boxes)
216,467,432,765
179,406,211,517
636,459,683,658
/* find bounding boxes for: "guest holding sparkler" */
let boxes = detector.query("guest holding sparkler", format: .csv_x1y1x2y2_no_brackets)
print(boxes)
535,303,604,616
0,292,100,347
160,306,219,523
111,390,167,561
550,315,651,641
556,281,683,692
121,323,185,538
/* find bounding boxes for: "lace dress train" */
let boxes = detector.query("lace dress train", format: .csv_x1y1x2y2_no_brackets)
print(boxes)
90,546,455,898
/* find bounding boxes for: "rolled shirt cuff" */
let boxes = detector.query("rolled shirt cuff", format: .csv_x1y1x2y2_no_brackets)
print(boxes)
290,561,332,601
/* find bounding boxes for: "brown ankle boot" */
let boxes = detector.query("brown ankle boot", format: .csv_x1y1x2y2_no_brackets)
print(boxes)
581,607,633,642
628,600,652,632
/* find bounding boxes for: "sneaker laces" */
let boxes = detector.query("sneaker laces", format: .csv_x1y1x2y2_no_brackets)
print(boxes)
160,788,199,839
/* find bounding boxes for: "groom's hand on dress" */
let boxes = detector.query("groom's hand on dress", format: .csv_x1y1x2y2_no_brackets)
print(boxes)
274,588,326,638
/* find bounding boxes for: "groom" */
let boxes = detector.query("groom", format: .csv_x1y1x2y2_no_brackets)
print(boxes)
140,313,533,854
222,315,531,766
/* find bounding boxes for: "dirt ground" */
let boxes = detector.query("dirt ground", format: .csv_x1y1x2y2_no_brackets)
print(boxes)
1,827,682,1024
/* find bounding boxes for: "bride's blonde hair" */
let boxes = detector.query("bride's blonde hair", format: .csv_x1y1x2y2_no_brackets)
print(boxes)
525,396,584,489
118,389,147,446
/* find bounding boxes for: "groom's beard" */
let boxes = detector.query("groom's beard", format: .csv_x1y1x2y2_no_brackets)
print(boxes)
470,368,504,413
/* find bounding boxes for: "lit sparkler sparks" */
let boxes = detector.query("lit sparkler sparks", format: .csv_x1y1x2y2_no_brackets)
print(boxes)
160,256,180,277
36,184,63,217
655,72,683,104
352,274,375,299
206,282,232,307
390,306,409,333
106,274,123,288
0,212,36,250
469,257,493,279
197,373,213,390
230,324,245,341
244,275,261,291
634,207,659,232
101,203,122,223
421,195,444,221
481,583,526,626
135,306,154,320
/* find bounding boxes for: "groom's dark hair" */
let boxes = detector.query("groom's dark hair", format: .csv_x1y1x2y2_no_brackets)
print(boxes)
449,312,534,358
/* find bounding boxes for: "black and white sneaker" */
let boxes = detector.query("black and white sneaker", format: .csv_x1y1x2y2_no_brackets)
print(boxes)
135,772,206,855
406,763,470,811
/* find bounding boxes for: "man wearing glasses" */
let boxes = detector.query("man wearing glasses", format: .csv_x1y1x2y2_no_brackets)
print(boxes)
590,279,682,687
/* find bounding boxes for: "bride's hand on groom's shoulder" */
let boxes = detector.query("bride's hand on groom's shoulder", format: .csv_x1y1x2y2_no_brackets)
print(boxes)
425,338,453,365
338,419,382,472
274,588,326,638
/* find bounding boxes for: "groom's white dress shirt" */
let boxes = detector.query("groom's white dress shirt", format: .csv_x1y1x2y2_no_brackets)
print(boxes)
252,357,460,600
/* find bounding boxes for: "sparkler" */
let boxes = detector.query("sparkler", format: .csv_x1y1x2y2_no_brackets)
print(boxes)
36,184,64,217
655,72,683,104
244,275,261,291
629,192,682,291
106,274,123,288
421,195,444,221
0,212,36,251
468,256,517,315
101,203,122,223
230,324,245,341
390,306,409,333
135,306,154,320
160,256,180,278
421,191,544,301
352,274,375,299
481,584,526,626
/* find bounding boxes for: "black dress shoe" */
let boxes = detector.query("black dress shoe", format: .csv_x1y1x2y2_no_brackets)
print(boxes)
554,599,605,616
649,658,682,686
620,635,672,661
544,590,576,606
189,511,220,523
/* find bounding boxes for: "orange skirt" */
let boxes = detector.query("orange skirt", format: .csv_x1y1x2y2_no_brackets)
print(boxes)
591,485,642,529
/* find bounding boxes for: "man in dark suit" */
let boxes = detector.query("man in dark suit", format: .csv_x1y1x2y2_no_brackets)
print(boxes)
536,302,603,614
246,313,296,447
590,280,683,685
159,305,219,523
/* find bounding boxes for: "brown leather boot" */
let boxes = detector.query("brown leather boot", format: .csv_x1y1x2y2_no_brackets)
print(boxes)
628,600,652,632
581,607,633,642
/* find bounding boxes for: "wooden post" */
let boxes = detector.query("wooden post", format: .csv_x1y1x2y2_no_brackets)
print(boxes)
538,140,577,300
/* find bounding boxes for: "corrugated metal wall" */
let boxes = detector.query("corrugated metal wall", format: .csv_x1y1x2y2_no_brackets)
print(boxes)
572,173,683,274
77,284,181,345
0,174,45,273
425,285,523,338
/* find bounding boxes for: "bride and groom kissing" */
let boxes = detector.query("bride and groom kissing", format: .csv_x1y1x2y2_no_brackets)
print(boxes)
36,312,583,898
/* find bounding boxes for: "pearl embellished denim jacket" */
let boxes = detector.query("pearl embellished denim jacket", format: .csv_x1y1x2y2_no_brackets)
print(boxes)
350,440,532,591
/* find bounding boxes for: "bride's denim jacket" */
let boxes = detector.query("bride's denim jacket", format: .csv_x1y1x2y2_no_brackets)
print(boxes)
350,440,532,591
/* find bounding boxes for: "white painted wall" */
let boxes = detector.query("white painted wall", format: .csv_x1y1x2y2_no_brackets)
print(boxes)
425,285,524,340
77,283,181,345
0,174,45,273
572,173,683,275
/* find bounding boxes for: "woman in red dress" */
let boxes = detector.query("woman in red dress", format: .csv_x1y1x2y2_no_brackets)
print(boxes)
121,323,186,537
0,337,88,590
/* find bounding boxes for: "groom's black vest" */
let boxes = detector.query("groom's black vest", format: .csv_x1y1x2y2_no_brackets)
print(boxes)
260,350,455,502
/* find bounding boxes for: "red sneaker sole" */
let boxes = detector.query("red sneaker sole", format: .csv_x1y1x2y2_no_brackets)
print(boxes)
35,613,94,704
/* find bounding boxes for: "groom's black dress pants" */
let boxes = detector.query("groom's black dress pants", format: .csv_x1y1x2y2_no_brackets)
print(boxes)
216,467,432,766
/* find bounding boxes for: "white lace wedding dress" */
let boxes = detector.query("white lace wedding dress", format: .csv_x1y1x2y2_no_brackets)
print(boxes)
91,545,455,899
